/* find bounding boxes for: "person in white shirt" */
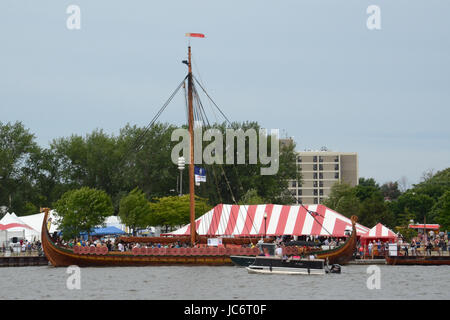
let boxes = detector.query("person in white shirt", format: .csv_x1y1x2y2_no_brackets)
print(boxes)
275,245,283,258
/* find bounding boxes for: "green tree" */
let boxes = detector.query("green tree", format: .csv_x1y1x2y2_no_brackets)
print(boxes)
380,181,402,200
395,191,435,225
0,121,40,214
147,195,211,232
354,177,380,202
119,188,152,235
53,187,114,240
430,190,450,230
238,188,265,205
191,122,299,206
323,183,360,218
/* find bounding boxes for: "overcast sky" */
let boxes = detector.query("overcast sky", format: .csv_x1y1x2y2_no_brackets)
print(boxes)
1,0,449,187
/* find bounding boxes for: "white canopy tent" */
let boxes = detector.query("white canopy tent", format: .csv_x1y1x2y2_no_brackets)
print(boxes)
0,212,41,242
18,211,59,235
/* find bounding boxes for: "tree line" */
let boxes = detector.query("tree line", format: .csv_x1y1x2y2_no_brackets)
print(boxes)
323,170,450,232
0,121,299,220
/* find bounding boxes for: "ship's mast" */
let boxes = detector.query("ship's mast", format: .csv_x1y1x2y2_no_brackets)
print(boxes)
187,46,196,245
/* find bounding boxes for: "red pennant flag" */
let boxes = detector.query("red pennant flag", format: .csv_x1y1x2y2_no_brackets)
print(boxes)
185,33,205,38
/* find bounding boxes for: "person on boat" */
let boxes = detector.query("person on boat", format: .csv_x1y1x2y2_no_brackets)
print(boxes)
426,241,433,256
410,239,416,256
275,245,283,258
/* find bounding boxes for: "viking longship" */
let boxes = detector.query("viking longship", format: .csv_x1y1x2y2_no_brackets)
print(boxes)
41,35,363,267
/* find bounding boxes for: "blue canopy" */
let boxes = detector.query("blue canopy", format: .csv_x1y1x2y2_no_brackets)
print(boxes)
80,226,126,237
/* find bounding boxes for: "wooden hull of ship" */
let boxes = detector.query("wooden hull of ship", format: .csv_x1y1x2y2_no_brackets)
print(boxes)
44,242,233,267
385,255,450,266
41,210,235,267
41,209,359,267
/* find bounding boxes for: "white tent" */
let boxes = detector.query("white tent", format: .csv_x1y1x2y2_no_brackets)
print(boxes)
19,211,59,235
0,212,40,242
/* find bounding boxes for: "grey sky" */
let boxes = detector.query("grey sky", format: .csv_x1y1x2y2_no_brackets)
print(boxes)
1,0,449,187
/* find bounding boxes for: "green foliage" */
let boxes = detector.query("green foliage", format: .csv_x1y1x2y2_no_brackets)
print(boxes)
0,121,39,214
53,187,114,240
325,170,450,231
322,183,360,218
430,190,450,230
380,181,401,200
146,195,211,231
395,191,435,224
119,188,152,234
238,188,265,205
193,121,300,205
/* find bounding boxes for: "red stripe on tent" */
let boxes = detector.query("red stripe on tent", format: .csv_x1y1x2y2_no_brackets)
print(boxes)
292,206,307,235
207,204,223,236
375,223,382,236
332,219,348,237
224,205,240,235
310,205,327,235
242,205,258,236
258,204,274,235
0,223,33,230
275,206,291,235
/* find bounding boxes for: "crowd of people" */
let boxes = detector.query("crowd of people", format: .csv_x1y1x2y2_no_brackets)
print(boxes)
1,239,42,255
54,234,199,253
356,231,449,259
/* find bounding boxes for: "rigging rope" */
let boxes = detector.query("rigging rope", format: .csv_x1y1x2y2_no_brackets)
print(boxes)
119,75,188,168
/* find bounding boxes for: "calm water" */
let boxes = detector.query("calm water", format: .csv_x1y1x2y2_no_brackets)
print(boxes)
0,264,449,300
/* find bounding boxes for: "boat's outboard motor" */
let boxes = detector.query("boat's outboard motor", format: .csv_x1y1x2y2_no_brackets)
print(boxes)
330,264,341,274
325,264,341,274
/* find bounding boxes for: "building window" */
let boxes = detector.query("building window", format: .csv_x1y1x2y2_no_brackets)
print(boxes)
313,164,317,170
319,164,323,171
313,181,318,187
319,181,323,187
314,198,318,204
313,156,317,162
319,156,323,162
319,189,323,196
335,164,339,171
298,198,302,204
334,156,339,162
335,172,339,179
291,181,297,188
313,173,318,179
298,190,302,196
314,189,318,196
297,156,302,162
319,173,323,179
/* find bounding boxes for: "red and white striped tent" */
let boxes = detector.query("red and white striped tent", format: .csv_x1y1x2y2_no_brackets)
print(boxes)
361,223,397,241
166,204,370,238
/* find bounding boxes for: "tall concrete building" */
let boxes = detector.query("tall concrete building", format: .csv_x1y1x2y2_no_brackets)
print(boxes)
288,150,358,205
